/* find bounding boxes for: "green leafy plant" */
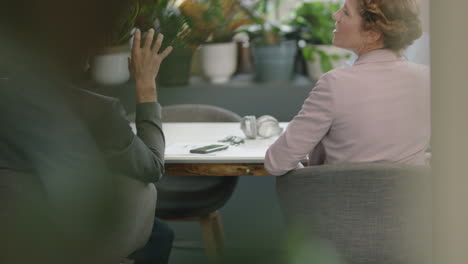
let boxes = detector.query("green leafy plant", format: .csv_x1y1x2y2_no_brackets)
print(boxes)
135,0,165,31
302,45,350,73
238,0,296,45
289,1,349,72
179,0,253,43
154,7,194,50
290,1,340,45
107,1,140,46
133,0,211,51
105,0,213,49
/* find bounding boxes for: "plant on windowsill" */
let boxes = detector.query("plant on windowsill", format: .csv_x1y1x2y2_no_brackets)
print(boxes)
179,0,253,83
289,1,352,80
238,0,299,83
135,0,212,86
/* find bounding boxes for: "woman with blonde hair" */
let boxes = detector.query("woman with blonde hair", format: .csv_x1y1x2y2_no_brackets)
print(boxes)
265,0,429,175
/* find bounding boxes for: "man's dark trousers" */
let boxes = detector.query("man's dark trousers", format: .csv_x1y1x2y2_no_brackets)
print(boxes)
130,219,174,264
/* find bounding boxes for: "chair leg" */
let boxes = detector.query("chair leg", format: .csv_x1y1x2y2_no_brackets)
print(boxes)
211,211,226,251
161,212,227,263
200,214,218,263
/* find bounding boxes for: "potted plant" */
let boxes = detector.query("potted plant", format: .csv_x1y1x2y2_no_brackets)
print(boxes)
91,1,139,85
141,0,213,86
239,0,298,83
181,0,252,83
137,0,189,86
289,1,352,80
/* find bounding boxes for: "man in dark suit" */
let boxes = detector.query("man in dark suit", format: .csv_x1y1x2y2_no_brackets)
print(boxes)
1,0,175,263
71,29,175,264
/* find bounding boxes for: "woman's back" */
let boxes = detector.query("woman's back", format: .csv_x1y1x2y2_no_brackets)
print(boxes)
322,49,430,164
265,49,430,176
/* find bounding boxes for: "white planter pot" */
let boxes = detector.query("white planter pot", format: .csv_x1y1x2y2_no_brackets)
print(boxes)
201,42,238,84
306,45,352,81
92,45,130,85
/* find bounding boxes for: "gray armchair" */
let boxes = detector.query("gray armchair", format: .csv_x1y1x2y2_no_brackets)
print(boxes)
156,104,241,261
276,163,431,264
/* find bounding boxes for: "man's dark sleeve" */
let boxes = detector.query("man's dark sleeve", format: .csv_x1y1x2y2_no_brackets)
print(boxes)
71,88,165,183
134,102,166,181
103,100,165,183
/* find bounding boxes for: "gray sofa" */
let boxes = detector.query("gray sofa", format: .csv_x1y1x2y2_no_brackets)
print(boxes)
276,163,432,264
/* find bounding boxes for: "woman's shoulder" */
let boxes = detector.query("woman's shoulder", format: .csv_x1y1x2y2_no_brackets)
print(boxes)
404,60,430,73
315,66,357,87
322,58,429,81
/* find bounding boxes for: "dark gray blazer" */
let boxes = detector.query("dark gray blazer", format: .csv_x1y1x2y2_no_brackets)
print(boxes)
70,88,165,183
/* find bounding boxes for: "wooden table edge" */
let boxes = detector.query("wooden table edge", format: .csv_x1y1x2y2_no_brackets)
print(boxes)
164,163,270,176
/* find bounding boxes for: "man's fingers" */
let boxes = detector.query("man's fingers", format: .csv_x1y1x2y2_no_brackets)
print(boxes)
144,29,155,49
152,33,164,53
132,28,141,56
160,46,173,60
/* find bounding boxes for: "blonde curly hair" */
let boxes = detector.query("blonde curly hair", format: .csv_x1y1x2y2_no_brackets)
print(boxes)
357,0,422,52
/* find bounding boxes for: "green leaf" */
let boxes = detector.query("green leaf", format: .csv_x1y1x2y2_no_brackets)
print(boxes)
111,1,140,46
317,49,333,73
302,46,316,62
330,54,341,61
238,0,294,45
289,1,341,45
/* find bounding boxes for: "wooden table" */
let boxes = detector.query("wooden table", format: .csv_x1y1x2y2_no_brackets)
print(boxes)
160,122,287,176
